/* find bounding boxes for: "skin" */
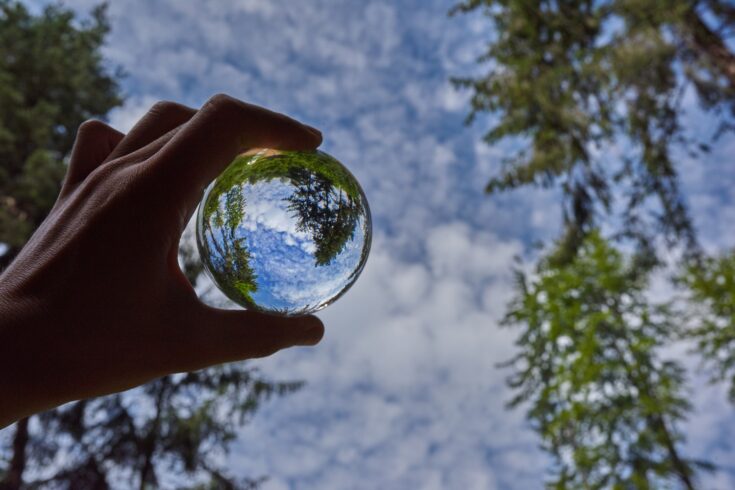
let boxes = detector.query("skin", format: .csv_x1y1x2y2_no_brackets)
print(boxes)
0,94,325,429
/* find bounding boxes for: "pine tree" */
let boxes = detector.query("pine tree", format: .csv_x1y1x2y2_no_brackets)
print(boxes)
452,2,735,484
503,232,711,488
681,252,735,402
0,0,122,267
451,0,735,259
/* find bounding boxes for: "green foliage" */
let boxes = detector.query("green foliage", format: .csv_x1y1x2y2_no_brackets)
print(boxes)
203,186,259,305
503,232,709,488
207,150,362,206
240,151,364,266
455,2,735,483
681,252,735,401
285,166,362,266
0,0,122,259
451,0,735,258
200,150,364,308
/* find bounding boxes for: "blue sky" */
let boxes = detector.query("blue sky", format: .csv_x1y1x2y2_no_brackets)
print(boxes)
200,160,370,314
20,0,735,488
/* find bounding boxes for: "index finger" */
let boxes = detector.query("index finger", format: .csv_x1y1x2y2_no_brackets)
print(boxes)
150,94,322,204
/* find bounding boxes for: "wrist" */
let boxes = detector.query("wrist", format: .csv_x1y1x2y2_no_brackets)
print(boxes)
0,280,55,428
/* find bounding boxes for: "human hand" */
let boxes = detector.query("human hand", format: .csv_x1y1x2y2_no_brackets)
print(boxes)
0,94,325,428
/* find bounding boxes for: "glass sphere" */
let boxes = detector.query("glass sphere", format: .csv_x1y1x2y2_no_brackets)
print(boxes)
196,148,372,316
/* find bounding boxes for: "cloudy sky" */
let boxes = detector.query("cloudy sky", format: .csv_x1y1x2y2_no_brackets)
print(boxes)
23,0,735,488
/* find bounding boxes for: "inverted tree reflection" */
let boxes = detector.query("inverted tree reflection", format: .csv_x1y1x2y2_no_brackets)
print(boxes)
199,150,366,308
202,186,258,302
285,165,362,266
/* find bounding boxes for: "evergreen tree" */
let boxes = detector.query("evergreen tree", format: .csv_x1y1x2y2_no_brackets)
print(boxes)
0,0,122,268
503,232,711,488
452,2,735,485
681,252,735,402
0,3,300,488
286,167,361,266
202,185,259,303
451,0,735,259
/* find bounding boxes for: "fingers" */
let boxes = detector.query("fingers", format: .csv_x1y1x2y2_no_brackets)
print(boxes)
151,94,322,207
61,120,124,194
176,304,324,371
105,101,196,162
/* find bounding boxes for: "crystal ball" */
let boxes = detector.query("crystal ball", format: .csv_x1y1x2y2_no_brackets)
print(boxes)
196,148,372,316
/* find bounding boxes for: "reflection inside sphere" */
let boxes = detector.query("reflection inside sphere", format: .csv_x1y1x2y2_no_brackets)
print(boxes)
196,148,372,316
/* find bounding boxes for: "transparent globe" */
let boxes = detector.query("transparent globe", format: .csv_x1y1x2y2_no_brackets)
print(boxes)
196,148,372,316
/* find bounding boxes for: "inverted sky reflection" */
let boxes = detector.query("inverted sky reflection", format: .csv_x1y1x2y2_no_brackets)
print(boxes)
197,150,371,315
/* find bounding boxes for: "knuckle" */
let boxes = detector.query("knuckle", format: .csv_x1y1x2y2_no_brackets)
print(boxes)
77,119,110,136
202,93,241,116
149,100,196,120
206,92,235,107
150,100,179,114
85,162,117,187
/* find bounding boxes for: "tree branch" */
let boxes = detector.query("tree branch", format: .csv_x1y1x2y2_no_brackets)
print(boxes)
682,9,735,90
0,417,29,490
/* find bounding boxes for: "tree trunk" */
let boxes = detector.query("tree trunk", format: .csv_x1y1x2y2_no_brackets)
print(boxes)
606,326,697,490
682,10,735,90
138,377,170,490
0,417,30,490
649,414,696,490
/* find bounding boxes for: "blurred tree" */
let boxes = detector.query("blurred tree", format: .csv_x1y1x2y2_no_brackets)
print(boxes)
503,232,711,489
0,2,300,488
451,0,735,261
453,1,735,485
681,251,735,402
0,0,122,268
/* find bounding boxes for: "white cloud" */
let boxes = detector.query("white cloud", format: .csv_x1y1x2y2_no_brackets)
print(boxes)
226,226,546,489
25,0,735,487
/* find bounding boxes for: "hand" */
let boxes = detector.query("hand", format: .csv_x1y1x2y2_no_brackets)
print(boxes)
0,94,325,428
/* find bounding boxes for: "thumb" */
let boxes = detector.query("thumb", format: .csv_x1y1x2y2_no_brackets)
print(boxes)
61,120,125,195
177,303,324,371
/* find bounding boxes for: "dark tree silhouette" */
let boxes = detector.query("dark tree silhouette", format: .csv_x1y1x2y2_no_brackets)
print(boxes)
285,166,362,266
